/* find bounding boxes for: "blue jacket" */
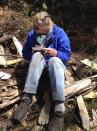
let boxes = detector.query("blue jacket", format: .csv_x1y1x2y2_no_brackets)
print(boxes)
22,24,71,64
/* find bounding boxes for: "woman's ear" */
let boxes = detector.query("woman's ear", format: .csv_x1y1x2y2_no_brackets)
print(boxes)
45,17,50,25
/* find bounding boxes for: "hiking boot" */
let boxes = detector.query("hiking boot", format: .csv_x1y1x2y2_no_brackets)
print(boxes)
48,111,64,131
4,118,20,129
13,96,32,122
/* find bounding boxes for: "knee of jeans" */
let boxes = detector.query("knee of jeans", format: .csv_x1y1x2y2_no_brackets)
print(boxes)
48,57,61,66
31,52,43,60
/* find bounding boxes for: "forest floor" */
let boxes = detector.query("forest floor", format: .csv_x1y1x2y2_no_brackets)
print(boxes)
0,5,97,131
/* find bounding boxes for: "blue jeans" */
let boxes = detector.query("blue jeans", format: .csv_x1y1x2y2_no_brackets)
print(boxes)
23,52,66,102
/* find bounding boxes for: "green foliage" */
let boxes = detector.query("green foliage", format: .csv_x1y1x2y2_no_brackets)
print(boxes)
86,66,97,75
42,2,47,10
85,98,97,110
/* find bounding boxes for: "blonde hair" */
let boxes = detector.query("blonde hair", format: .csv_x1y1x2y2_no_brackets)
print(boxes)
33,11,53,29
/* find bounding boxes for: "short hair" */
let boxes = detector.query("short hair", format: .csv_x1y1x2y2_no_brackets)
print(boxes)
33,11,52,28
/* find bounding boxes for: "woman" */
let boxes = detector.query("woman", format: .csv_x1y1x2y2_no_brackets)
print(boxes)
8,11,71,131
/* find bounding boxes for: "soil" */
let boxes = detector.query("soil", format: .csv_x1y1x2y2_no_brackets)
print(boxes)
0,4,97,131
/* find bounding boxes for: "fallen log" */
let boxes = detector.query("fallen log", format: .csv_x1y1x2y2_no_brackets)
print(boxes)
76,95,90,131
0,58,23,66
38,78,96,126
77,82,96,96
0,76,96,131
65,78,92,98
65,74,97,96
65,82,96,100
0,78,96,109
6,58,23,65
81,59,97,70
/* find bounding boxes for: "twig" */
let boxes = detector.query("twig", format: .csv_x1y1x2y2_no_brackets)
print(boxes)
84,74,97,80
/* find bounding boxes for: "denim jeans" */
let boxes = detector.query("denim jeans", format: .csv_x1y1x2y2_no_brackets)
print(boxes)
23,52,66,102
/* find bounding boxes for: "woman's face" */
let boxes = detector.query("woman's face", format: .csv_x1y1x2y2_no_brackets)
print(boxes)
34,25,50,35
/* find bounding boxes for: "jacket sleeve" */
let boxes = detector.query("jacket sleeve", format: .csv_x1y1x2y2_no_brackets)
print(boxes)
22,33,33,62
57,29,71,63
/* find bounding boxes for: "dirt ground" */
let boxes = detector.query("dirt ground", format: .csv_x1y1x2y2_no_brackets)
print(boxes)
0,5,97,131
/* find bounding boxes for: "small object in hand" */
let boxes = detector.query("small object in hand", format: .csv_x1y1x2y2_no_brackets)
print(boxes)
32,47,42,52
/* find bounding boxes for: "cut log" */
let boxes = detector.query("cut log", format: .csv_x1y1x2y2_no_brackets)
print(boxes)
38,79,96,126
13,36,23,57
0,77,96,109
76,95,90,131
81,59,97,70
0,58,23,66
65,82,96,100
65,78,92,98
6,58,23,65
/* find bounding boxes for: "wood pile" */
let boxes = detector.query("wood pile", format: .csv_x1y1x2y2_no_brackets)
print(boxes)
0,36,97,131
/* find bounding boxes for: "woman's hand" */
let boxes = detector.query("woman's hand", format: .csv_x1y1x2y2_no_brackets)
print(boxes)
42,48,57,57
